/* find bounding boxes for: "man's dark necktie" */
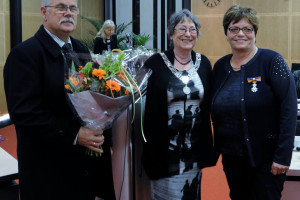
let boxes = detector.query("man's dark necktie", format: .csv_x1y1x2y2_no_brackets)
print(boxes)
62,43,81,76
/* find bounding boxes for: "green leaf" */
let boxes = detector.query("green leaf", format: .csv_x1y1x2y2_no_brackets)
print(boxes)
101,53,113,71
115,21,134,35
90,79,100,92
132,33,151,46
71,61,76,72
82,62,93,77
80,15,102,32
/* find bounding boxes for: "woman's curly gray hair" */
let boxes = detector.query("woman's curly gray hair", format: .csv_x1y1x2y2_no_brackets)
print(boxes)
167,9,201,38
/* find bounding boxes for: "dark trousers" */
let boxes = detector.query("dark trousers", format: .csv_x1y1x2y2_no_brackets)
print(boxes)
222,154,286,200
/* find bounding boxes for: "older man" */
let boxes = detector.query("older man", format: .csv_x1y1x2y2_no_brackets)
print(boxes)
3,0,115,199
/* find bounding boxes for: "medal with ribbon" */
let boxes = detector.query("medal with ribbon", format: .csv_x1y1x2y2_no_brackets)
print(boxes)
247,76,261,92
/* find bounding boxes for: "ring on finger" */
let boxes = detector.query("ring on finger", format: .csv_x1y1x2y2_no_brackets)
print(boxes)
93,142,96,145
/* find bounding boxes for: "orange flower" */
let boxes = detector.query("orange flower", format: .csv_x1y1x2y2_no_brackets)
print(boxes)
68,75,80,87
78,65,83,70
92,69,106,80
65,84,70,90
71,79,79,86
106,80,121,92
125,89,130,95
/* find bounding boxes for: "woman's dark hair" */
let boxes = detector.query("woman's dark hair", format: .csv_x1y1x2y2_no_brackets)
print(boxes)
223,5,260,36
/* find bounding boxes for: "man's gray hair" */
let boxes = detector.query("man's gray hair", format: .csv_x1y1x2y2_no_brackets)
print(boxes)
41,0,78,6
41,0,52,6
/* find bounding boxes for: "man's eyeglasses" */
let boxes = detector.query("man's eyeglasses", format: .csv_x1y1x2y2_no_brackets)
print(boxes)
45,4,80,14
175,27,197,35
228,26,254,34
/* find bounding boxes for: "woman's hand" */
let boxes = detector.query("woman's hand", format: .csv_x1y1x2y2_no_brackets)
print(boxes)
271,162,289,175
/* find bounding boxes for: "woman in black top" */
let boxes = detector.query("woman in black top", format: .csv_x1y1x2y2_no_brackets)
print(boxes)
142,9,216,200
93,20,118,54
211,5,297,200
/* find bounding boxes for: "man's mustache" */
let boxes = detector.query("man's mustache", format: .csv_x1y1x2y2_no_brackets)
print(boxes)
59,17,75,24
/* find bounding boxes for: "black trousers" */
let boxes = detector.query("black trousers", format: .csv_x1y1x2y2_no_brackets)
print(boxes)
222,154,286,200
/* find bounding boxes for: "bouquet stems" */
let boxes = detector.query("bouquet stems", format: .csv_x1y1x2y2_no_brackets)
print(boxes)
85,145,103,157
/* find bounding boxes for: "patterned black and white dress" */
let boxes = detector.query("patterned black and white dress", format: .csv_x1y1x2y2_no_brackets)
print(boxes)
150,54,204,200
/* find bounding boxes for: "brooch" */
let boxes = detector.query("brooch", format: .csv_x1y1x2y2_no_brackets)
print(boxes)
247,76,261,92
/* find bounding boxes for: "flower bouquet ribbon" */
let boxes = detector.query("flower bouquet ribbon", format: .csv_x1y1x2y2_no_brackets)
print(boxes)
65,49,152,156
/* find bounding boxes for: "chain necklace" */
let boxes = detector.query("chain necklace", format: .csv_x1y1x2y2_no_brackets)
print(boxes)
161,52,201,95
174,56,192,65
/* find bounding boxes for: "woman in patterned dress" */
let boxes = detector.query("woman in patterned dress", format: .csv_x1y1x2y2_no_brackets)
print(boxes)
142,9,217,200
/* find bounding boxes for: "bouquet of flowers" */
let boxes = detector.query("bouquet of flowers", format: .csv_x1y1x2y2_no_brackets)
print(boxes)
64,49,152,156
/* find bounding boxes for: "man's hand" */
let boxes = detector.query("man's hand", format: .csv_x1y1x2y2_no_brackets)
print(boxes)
76,127,104,154
271,162,289,175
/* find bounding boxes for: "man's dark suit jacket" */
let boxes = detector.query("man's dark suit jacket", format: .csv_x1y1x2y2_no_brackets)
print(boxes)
93,34,118,54
4,25,115,200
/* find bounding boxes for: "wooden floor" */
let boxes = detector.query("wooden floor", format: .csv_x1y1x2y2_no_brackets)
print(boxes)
0,125,17,159
0,125,230,200
202,158,230,200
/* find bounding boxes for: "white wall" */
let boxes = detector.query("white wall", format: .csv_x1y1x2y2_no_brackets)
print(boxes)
140,0,153,49
115,0,133,35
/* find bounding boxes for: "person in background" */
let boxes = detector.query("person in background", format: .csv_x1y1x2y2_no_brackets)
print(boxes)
211,5,297,200
3,0,115,199
93,19,118,54
142,9,216,200
292,70,300,98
